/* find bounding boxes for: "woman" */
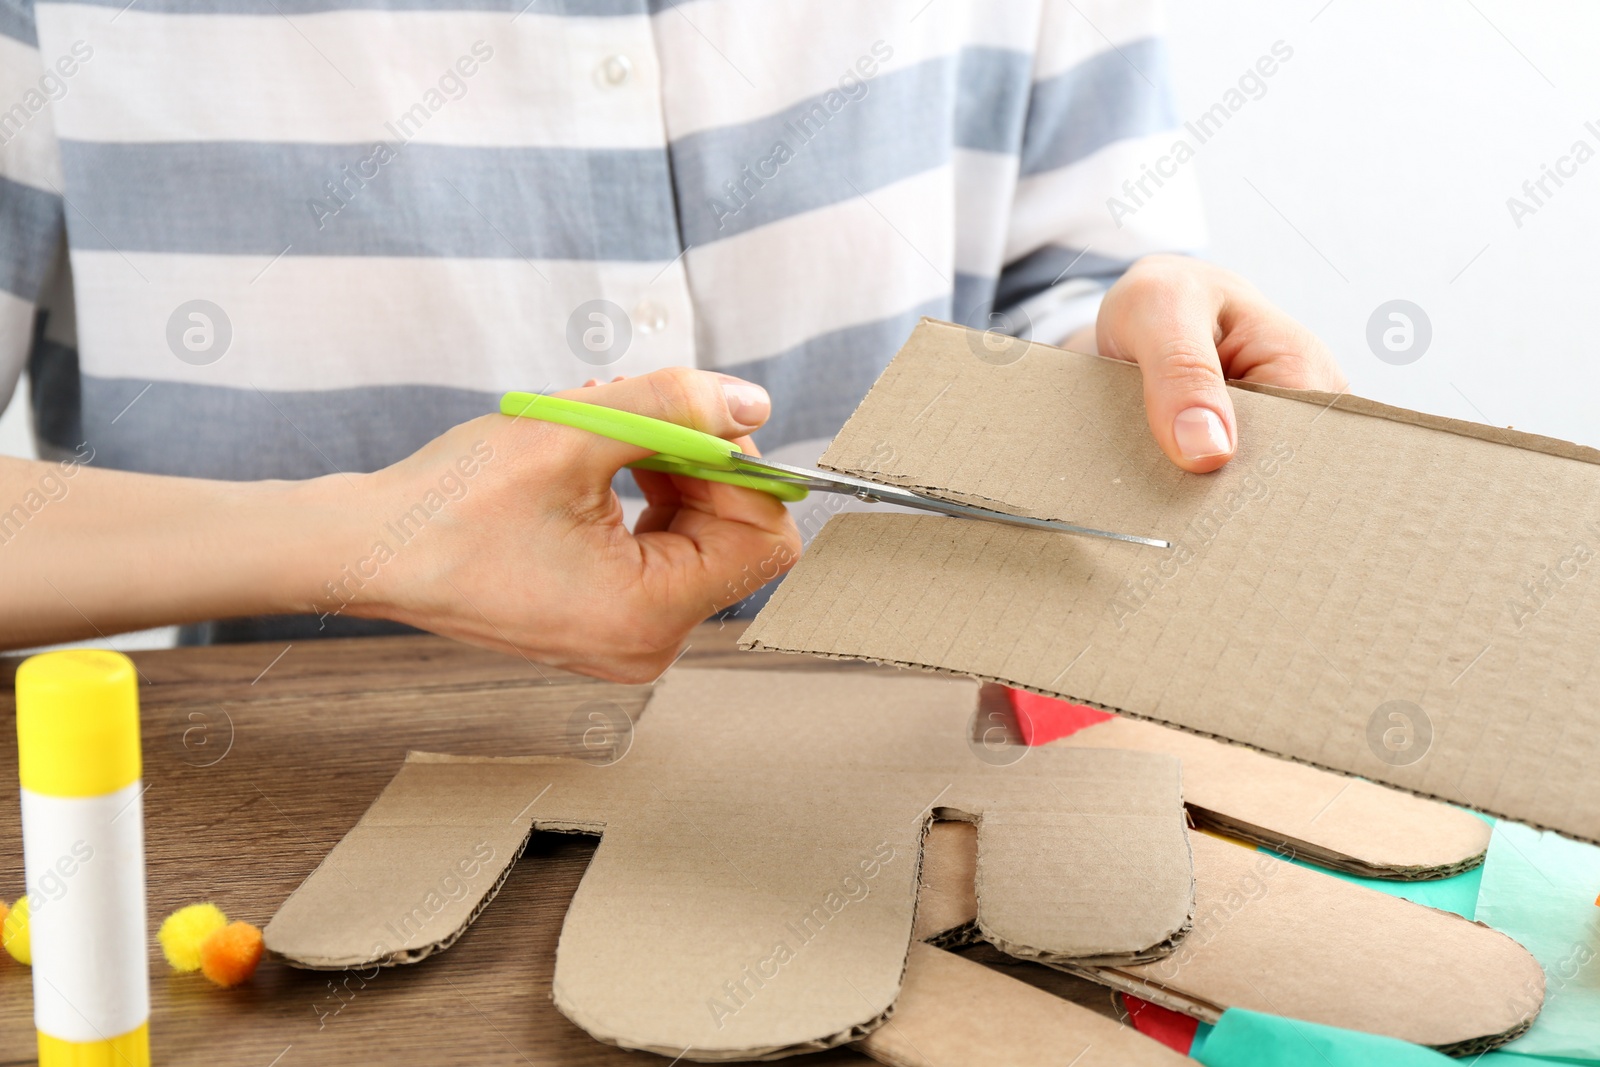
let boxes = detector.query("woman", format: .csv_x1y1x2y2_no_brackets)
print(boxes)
0,0,1341,676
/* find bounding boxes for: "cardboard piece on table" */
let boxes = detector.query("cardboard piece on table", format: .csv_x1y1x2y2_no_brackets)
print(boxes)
910,821,980,946
856,942,1195,1067
265,669,1194,1061
742,318,1600,843
1046,715,1492,879
1072,835,1544,1055
921,819,979,940
912,822,1543,1055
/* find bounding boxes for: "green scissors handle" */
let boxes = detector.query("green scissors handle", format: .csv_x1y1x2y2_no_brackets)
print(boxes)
499,392,809,502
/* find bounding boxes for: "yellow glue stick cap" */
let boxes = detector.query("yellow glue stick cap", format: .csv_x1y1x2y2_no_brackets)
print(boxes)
16,650,141,797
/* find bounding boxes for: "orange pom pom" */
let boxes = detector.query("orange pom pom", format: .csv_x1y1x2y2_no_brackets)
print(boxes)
198,921,263,988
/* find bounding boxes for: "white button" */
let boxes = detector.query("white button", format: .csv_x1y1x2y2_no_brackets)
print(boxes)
598,54,632,87
633,300,668,334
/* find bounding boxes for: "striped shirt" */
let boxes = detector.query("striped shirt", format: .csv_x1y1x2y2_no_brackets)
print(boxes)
0,0,1205,638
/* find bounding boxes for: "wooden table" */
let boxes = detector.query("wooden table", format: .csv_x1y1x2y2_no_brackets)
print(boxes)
0,624,1120,1066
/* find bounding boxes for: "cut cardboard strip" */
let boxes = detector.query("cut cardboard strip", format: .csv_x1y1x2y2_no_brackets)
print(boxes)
262,756,564,968
1045,715,1491,879
743,318,1600,843
856,942,1195,1067
266,669,1194,1061
1071,835,1542,1055
912,822,1544,1055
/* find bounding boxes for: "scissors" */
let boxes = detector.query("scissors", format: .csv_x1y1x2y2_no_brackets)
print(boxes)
500,392,1170,549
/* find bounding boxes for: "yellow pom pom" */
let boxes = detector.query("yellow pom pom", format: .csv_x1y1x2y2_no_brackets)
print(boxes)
3,895,31,966
200,921,264,988
159,903,228,972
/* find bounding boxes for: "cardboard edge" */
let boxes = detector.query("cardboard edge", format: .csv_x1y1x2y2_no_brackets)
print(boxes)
551,811,934,1062
910,839,1190,959
921,920,980,949
935,832,1545,1056
737,639,1591,845
589,1014,895,1064
1049,719,1494,878
270,817,542,970
270,752,599,971
943,771,1195,970
973,820,1196,968
1048,963,1226,1023
980,928,1192,970
1226,377,1600,467
1189,806,1487,881
866,319,1600,470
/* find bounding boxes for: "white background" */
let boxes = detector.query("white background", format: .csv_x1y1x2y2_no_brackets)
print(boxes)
1162,0,1599,446
2,1,1593,449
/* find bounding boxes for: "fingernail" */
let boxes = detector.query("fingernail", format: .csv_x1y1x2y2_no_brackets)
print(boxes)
721,381,770,427
1173,407,1231,461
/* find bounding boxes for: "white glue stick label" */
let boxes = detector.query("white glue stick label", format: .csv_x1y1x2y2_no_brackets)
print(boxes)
21,781,149,1041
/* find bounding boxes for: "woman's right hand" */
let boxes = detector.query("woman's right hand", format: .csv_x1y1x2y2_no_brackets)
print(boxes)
343,368,801,681
0,367,797,676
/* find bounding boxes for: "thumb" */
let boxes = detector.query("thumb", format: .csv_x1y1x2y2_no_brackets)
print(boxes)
543,368,772,479
1101,289,1237,474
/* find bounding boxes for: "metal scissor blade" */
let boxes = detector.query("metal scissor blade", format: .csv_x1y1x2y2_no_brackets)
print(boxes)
730,454,1171,549
865,490,1172,547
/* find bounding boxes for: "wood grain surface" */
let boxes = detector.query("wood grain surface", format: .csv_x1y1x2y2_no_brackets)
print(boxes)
0,624,1119,1066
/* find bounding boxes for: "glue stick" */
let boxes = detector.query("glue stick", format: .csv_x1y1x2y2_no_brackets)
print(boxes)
16,650,150,1067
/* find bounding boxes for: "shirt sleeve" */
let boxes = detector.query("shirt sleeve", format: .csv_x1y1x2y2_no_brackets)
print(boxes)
1000,0,1208,345
0,0,70,418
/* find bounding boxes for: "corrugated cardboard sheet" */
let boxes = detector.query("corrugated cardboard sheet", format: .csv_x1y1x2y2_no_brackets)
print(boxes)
858,942,1195,1067
915,821,1543,1054
744,319,1600,842
266,668,1193,1060
1046,717,1491,878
